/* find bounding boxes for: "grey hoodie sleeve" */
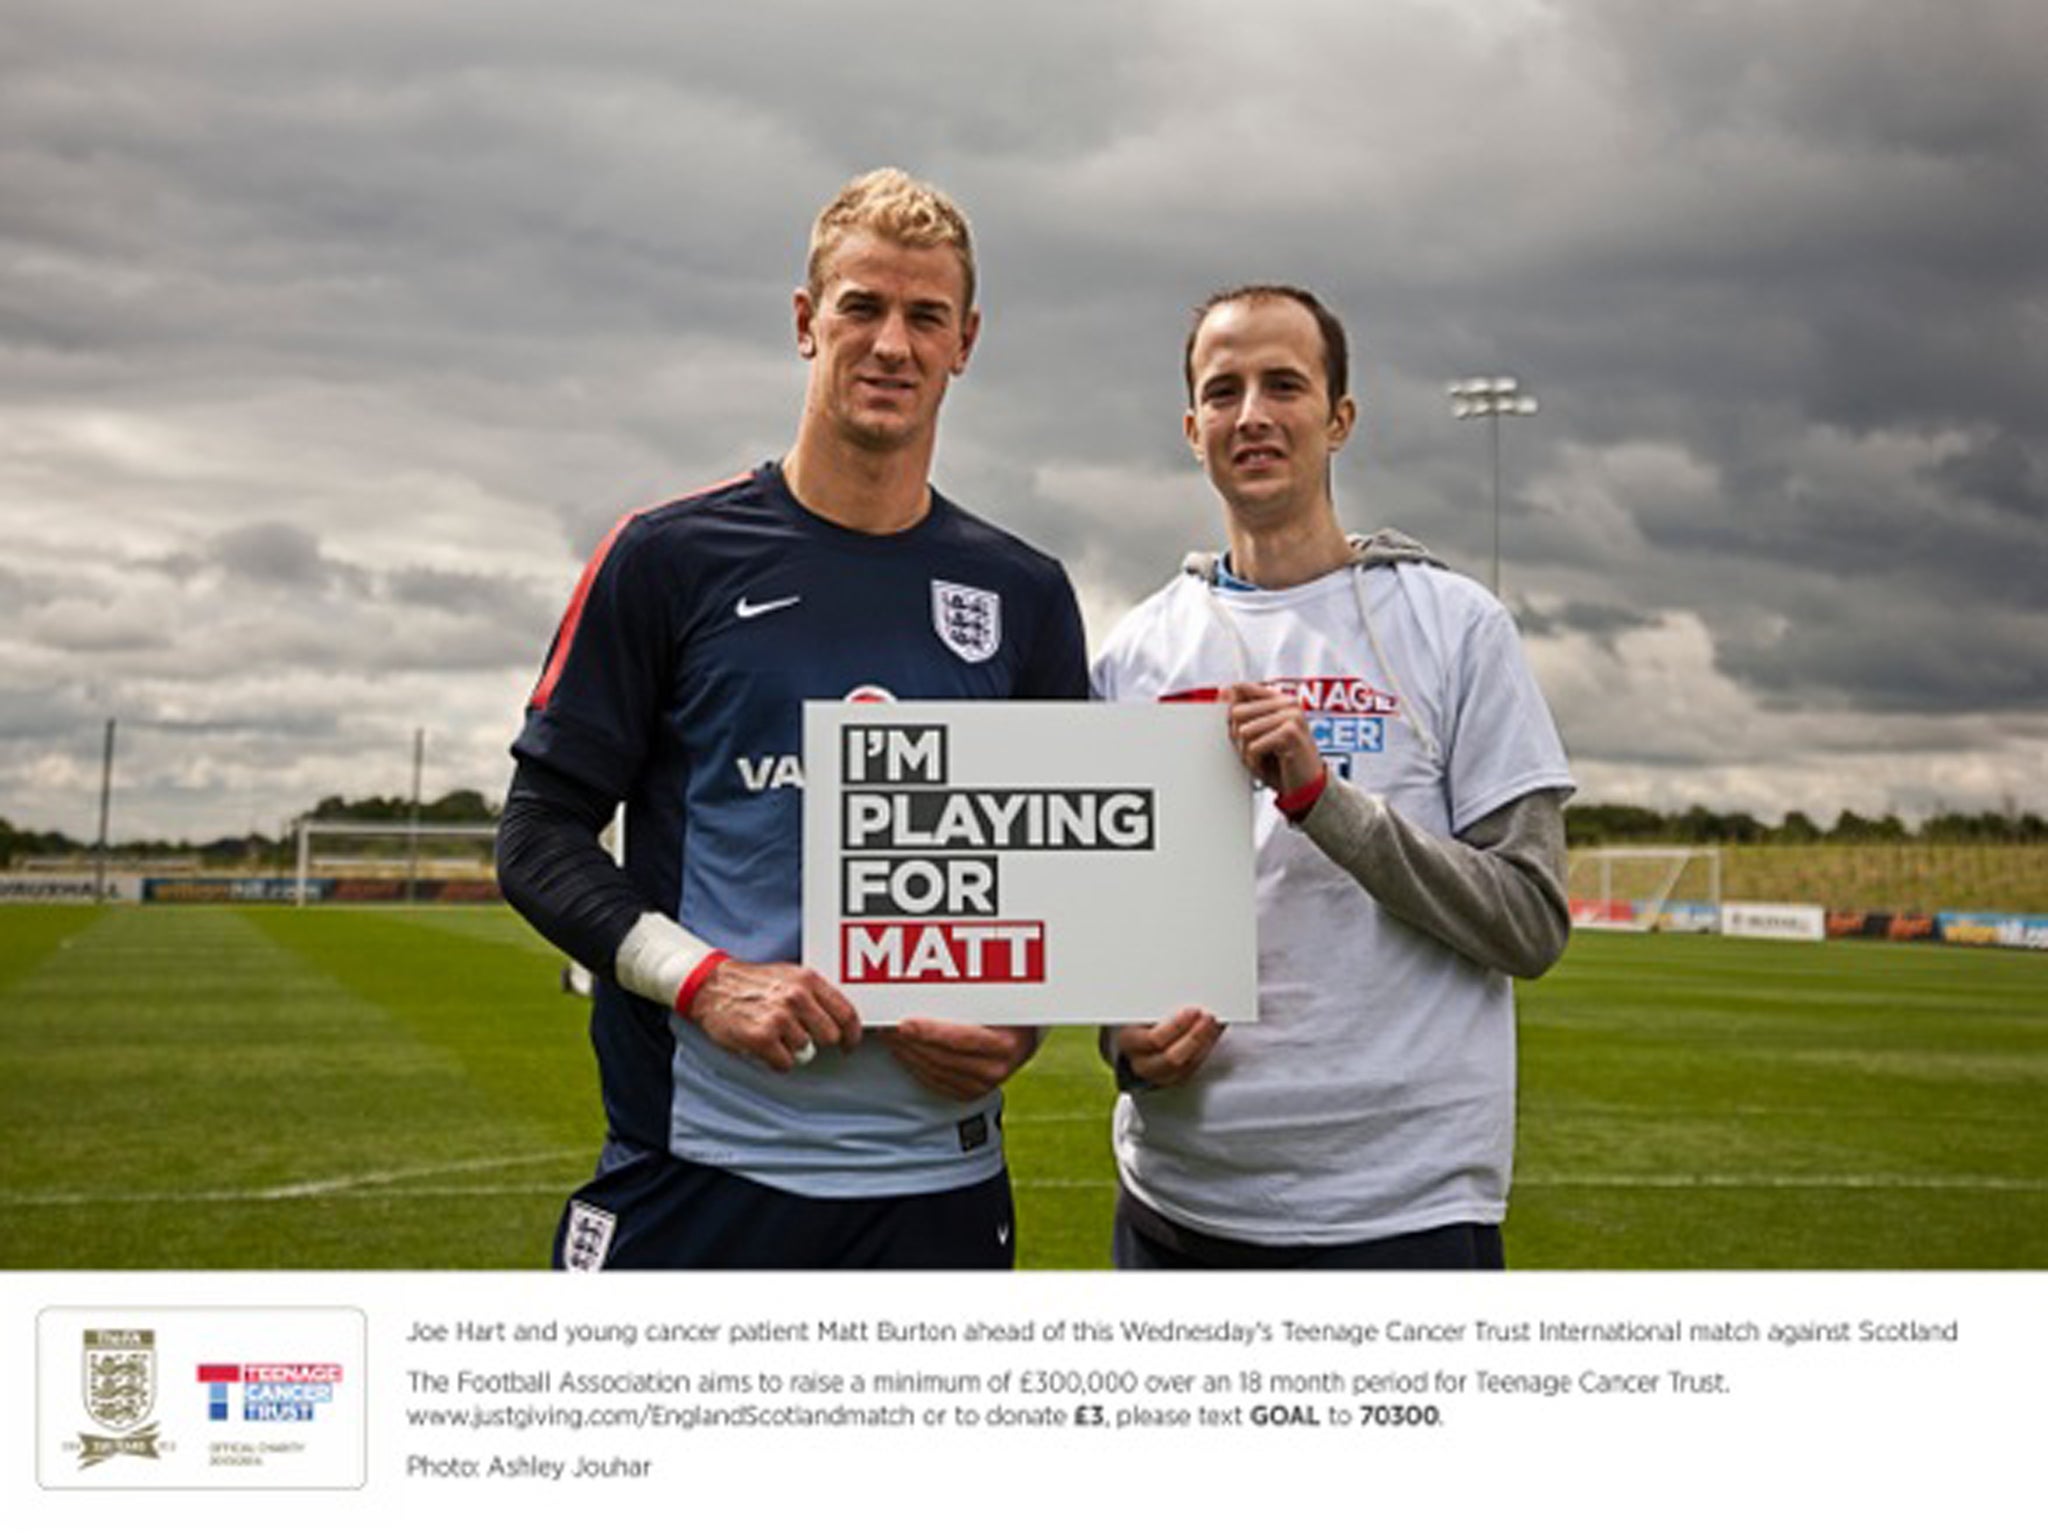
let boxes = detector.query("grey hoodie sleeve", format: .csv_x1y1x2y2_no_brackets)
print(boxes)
1294,781,1572,978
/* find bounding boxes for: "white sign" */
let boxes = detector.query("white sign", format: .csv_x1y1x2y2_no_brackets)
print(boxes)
802,701,1258,1025
1721,901,1827,942
0,874,139,903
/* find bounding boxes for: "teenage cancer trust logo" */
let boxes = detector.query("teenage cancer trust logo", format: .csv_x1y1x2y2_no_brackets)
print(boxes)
199,1361,345,1423
77,1328,166,1469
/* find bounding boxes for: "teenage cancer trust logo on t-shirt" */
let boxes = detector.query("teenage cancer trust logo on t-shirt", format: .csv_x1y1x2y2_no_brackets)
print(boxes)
1164,675,1399,778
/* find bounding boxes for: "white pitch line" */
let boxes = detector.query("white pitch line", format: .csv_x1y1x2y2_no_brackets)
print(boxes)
261,1150,581,1199
0,1150,585,1207
1523,1173,2048,1192
1023,1173,2048,1193
7,1169,2046,1208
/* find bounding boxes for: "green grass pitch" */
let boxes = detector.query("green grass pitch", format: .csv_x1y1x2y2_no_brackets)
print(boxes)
1,905,2042,1269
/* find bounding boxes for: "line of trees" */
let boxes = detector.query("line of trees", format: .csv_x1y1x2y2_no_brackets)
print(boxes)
1566,803,2048,846
0,818,83,867
302,790,499,825
1,790,502,869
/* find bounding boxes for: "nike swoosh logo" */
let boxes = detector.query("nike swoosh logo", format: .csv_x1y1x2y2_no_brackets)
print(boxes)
735,595,802,620
997,1223,1011,1246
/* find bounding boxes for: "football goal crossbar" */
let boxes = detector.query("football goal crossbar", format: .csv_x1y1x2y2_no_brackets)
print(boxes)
1567,845,1723,932
292,819,498,907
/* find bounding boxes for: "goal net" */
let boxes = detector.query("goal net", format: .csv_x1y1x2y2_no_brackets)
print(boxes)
292,819,499,906
1566,846,1722,933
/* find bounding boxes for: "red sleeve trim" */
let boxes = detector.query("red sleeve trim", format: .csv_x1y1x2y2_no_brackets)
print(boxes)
527,473,749,712
1276,766,1329,823
674,950,730,1017
528,508,643,712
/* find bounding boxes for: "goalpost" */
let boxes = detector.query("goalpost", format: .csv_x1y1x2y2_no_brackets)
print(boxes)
292,819,498,906
1566,846,1723,933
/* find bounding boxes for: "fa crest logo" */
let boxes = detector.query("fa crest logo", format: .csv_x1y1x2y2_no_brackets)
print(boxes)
78,1328,165,1468
85,1330,155,1431
563,1200,618,1271
932,581,1001,665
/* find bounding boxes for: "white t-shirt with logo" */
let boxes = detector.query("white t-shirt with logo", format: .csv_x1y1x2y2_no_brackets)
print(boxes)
1091,558,1574,1245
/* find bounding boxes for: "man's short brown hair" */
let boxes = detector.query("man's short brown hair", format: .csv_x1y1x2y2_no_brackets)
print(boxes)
1184,284,1350,408
806,168,977,311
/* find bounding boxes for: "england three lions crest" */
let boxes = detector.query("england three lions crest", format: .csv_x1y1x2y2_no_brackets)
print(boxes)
78,1328,164,1467
932,581,1001,664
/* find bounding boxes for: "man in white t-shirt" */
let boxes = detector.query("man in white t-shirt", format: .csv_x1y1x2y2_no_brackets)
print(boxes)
1091,284,1575,1268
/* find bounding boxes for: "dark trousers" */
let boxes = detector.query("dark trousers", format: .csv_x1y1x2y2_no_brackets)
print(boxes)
554,1141,1016,1270
1114,1186,1504,1271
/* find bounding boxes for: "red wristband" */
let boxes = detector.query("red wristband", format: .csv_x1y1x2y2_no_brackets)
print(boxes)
674,950,730,1017
1275,766,1329,823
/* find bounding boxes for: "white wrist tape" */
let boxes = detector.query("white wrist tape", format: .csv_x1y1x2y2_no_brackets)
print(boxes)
614,911,719,1011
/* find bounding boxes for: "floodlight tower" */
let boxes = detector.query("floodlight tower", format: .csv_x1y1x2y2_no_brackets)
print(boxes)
1448,376,1538,597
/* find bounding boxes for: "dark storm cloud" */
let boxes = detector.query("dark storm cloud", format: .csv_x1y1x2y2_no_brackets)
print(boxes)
1513,601,1657,646
134,711,343,740
0,687,96,742
1928,433,2048,521
1717,585,2048,714
384,566,555,632
211,522,334,589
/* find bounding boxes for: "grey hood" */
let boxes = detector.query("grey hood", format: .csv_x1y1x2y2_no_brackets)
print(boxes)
1345,528,1445,571
1182,527,1445,583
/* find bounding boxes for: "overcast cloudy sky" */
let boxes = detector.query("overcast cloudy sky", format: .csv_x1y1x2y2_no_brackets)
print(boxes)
3,0,2042,841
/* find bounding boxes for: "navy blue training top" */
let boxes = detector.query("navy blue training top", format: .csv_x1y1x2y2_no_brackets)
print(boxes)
514,461,1088,1196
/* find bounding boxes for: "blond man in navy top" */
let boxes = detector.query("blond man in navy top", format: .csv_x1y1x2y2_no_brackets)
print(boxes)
500,170,1087,1269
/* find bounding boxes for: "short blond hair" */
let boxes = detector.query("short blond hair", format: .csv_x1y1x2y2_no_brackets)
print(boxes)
805,167,977,310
